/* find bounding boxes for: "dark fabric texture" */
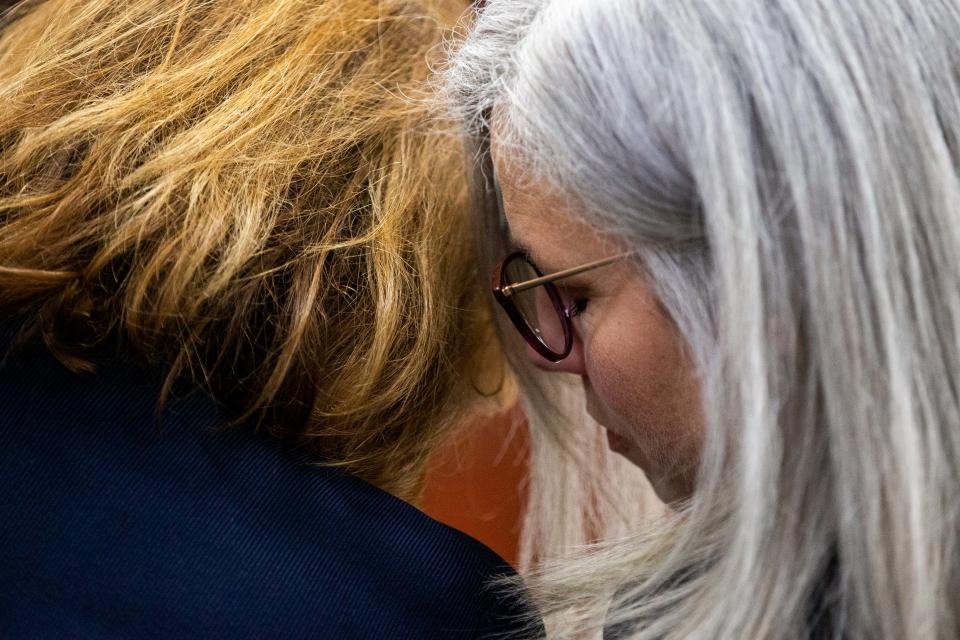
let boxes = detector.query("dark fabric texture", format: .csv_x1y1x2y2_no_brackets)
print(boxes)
0,336,538,639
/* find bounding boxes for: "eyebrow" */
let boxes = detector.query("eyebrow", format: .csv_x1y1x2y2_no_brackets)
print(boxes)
509,239,557,275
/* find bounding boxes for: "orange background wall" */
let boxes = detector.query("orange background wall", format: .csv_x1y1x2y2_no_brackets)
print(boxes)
420,408,528,568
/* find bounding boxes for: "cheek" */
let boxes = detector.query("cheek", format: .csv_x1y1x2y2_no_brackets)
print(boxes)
584,306,703,464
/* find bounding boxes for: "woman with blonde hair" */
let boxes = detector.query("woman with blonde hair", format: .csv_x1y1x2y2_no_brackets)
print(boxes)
450,0,960,638
0,0,537,637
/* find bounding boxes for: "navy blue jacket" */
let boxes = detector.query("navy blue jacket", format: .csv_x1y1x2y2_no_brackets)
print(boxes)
0,337,538,639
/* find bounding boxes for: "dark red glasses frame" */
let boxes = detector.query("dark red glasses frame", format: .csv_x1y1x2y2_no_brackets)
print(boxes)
492,251,630,362
492,251,574,362
481,113,630,362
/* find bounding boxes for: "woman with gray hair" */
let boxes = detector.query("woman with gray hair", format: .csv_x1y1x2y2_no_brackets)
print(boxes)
449,0,960,638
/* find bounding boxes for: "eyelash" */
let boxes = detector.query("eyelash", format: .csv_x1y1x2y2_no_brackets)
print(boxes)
568,297,589,318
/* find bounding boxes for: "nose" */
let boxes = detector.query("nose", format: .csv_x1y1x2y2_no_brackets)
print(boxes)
527,330,586,374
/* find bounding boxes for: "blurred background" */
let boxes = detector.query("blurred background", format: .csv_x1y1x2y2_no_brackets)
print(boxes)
421,407,528,567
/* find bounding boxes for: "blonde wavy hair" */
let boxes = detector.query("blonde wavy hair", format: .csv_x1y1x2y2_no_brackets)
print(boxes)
0,0,492,500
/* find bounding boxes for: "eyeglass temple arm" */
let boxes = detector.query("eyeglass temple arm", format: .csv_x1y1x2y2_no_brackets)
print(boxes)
502,252,634,296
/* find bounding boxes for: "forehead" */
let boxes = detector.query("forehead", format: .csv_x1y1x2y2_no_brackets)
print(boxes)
491,139,621,269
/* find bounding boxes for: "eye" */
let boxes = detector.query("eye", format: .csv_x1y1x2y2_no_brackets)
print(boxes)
568,297,589,318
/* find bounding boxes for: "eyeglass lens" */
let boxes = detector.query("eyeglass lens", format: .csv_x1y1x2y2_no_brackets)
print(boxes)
502,256,568,355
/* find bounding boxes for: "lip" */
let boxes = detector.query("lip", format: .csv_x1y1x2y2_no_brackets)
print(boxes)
605,428,628,453
587,400,629,454
585,388,628,453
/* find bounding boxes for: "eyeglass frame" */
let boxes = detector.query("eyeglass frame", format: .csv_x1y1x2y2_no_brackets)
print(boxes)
492,249,633,362
477,112,634,361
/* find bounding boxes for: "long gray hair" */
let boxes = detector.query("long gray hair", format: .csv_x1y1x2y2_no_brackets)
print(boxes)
448,0,960,638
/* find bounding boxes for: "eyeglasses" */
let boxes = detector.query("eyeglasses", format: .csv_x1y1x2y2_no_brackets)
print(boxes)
479,115,633,362
492,250,631,362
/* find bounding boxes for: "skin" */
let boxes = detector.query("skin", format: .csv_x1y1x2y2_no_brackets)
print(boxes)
493,150,705,504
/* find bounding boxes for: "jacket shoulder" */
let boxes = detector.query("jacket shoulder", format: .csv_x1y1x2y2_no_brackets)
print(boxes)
0,343,539,638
